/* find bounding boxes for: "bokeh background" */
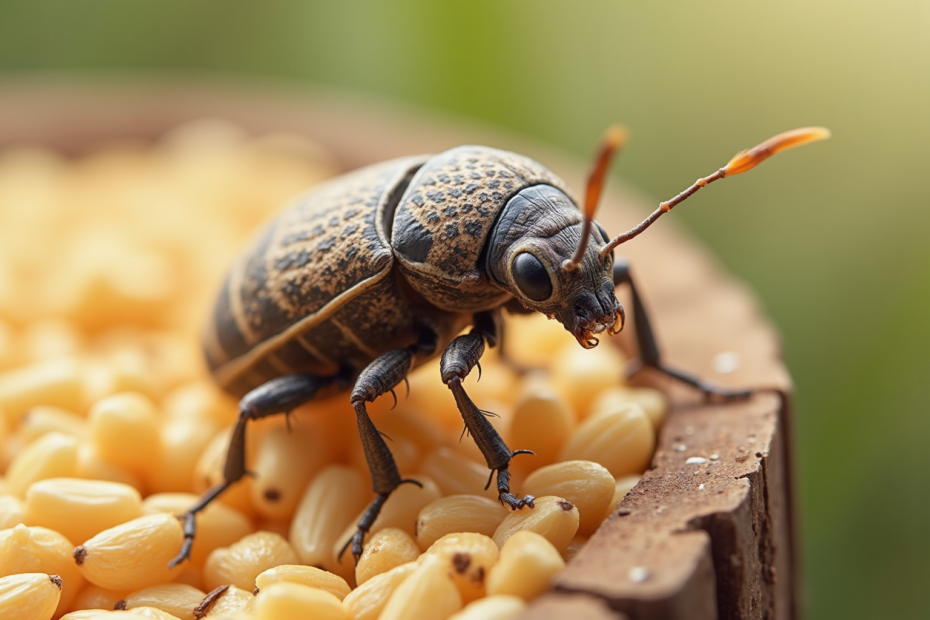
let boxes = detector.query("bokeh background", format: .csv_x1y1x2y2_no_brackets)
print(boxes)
0,1,926,618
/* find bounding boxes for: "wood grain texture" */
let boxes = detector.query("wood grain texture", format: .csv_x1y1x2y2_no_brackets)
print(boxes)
0,75,799,620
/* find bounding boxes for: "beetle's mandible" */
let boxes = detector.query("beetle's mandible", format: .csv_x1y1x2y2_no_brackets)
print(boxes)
170,125,829,567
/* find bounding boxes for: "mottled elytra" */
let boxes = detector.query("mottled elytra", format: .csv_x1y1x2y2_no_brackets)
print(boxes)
171,126,829,567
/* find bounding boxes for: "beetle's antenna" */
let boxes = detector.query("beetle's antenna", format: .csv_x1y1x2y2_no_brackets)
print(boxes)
562,125,628,272
600,127,830,257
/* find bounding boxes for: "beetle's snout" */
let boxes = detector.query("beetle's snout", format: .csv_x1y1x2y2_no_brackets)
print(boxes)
571,291,624,349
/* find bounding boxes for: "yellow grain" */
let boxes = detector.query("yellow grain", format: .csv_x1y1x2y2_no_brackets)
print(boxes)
118,583,205,620
249,422,329,521
288,465,369,574
107,608,184,620
203,531,299,591
0,493,25,529
162,381,236,427
59,611,110,620
486,531,564,600
341,562,416,620
192,427,256,519
24,478,143,545
88,393,161,471
551,339,626,418
69,584,129,613
0,572,62,620
492,495,579,554
355,528,420,586
73,513,184,591
415,495,507,551
74,443,144,491
254,564,350,601
448,595,527,620
558,403,655,478
508,386,574,475
0,524,85,615
0,358,85,426
521,460,615,537
143,418,219,495
420,448,498,501
19,406,87,443
6,432,79,496
252,582,347,620
562,535,587,562
195,585,254,617
141,493,253,568
590,386,668,431
378,555,462,620
423,532,499,604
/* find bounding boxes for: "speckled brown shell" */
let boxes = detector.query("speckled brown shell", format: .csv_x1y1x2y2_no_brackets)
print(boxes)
391,146,575,312
204,155,429,396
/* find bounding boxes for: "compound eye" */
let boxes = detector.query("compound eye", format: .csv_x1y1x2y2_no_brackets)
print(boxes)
512,252,552,301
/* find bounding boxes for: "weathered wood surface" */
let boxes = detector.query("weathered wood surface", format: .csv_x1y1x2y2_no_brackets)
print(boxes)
0,76,799,620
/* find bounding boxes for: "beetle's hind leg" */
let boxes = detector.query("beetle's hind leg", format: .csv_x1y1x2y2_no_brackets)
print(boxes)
613,258,753,401
441,311,536,511
169,373,334,568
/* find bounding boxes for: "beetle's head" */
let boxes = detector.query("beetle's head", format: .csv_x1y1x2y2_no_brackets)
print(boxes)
487,185,623,349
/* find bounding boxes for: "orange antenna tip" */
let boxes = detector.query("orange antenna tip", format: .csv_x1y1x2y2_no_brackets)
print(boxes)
605,124,629,150
724,126,830,176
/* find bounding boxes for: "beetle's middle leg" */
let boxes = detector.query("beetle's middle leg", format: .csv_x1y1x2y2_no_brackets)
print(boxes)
441,311,536,511
340,329,438,564
613,258,752,401
169,372,338,567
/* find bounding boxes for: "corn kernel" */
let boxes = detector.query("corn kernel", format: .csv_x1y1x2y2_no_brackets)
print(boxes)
203,531,299,591
6,432,79,497
378,555,461,620
492,495,579,554
193,585,254,618
355,527,420,586
249,422,329,521
288,466,369,573
69,584,129,613
141,493,253,568
341,562,416,620
424,532,499,604
75,444,144,491
254,565,350,601
19,406,87,443
60,611,110,620
20,320,84,363
590,386,668,431
143,418,219,495
486,531,564,600
0,572,62,620
108,608,183,619
508,387,574,475
522,460,615,537
0,524,85,615
420,448,498,501
415,495,507,551
162,381,236,427
551,339,626,418
448,595,527,620
0,358,85,426
73,513,184,591
558,403,654,478
252,582,346,620
117,583,205,620
24,478,143,545
88,393,161,471
0,494,25,529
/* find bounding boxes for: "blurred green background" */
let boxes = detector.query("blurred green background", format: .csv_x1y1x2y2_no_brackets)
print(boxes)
0,1,926,617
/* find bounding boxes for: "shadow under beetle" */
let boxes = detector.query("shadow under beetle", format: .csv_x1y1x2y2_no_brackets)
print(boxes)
170,125,829,566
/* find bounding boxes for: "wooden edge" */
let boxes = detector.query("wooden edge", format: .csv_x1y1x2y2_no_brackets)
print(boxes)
0,75,800,620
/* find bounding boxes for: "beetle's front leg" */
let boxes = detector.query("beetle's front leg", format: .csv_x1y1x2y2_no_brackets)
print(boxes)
613,258,752,401
441,312,536,511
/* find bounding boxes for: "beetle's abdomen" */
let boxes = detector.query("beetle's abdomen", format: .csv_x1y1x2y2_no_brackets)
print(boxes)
391,146,574,312
205,156,428,394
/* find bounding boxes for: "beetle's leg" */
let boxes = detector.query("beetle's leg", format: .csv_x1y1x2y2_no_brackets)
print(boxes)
613,258,752,401
169,373,332,567
341,333,436,564
441,312,536,511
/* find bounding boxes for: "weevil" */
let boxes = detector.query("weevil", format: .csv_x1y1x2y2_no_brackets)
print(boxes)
170,125,829,567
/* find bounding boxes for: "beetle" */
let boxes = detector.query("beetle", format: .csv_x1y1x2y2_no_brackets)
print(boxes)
169,125,828,567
